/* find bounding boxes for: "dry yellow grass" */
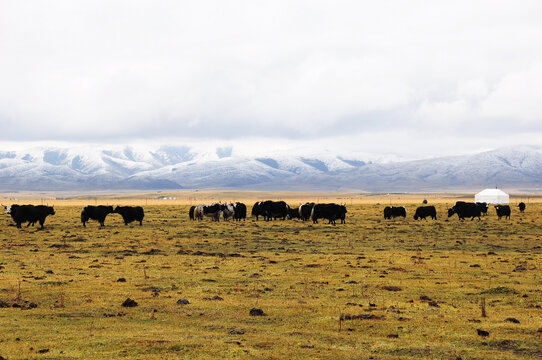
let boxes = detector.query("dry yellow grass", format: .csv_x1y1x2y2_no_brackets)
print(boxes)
3,190,541,206
0,193,540,359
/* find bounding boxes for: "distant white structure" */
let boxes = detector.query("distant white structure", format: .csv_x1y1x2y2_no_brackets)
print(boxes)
474,188,509,204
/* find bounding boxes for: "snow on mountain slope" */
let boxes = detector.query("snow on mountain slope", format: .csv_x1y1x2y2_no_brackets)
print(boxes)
0,144,541,191
330,145,542,191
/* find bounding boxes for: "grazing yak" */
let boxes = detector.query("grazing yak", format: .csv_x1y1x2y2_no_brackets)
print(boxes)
298,202,315,221
384,206,406,219
189,205,196,220
251,202,266,220
7,204,35,228
81,205,114,227
476,202,488,215
31,205,56,228
494,205,511,220
8,204,55,229
222,203,235,220
447,201,481,221
413,206,437,220
114,206,144,225
194,203,224,221
517,202,526,213
254,200,288,221
233,202,247,221
310,203,347,225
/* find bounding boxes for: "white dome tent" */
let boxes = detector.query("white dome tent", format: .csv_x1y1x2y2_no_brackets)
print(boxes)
474,188,509,204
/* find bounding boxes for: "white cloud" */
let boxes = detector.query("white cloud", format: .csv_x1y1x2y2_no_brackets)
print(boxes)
457,78,489,100
0,0,541,156
480,64,542,123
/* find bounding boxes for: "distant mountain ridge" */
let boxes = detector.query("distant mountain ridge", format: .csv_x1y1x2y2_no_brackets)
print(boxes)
0,144,541,192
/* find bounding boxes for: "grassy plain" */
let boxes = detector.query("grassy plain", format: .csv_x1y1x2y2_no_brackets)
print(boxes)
0,192,541,359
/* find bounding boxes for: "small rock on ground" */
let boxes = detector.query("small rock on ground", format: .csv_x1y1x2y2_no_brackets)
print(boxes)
121,298,138,307
505,317,520,323
249,308,266,316
382,286,402,291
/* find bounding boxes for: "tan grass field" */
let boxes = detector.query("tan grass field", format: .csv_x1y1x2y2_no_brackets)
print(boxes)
3,190,541,206
0,192,541,359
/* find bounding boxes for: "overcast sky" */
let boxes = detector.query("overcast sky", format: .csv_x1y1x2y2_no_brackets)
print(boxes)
1,1,541,158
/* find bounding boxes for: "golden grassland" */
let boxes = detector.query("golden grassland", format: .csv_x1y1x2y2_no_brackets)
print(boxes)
3,190,541,206
0,193,541,359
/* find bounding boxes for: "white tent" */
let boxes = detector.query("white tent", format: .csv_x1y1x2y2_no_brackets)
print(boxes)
474,189,509,204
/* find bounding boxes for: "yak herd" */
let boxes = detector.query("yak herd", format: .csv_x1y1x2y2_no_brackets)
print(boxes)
2,204,144,229
1,199,527,230
190,201,347,225
385,201,525,221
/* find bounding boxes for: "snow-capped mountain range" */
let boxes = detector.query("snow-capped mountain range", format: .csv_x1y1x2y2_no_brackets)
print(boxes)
0,144,541,192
